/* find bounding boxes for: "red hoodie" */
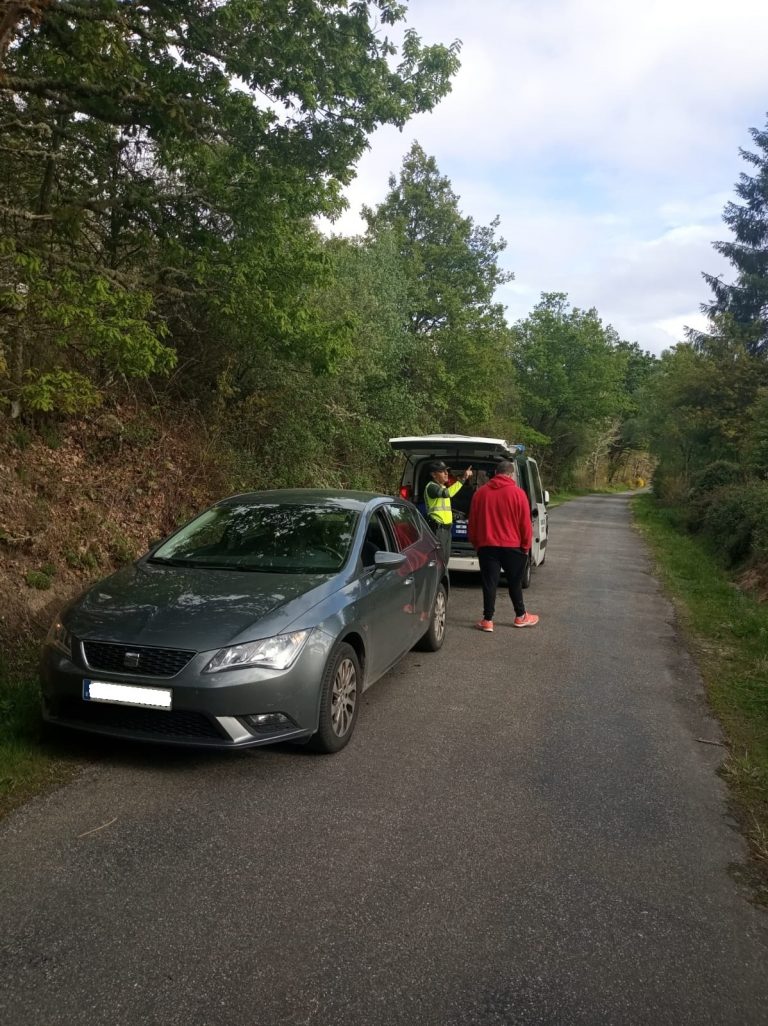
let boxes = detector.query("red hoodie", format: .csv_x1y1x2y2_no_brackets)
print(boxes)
468,474,532,551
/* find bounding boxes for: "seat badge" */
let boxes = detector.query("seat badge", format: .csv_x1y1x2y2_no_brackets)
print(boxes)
123,651,141,669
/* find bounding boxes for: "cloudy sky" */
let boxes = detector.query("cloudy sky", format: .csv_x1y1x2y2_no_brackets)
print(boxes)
328,0,768,354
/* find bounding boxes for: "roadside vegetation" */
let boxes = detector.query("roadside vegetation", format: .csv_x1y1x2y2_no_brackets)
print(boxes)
633,495,768,901
635,117,768,898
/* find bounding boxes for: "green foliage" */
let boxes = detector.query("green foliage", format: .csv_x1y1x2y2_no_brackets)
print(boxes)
510,293,633,481
25,569,52,590
680,478,768,567
20,370,102,415
363,143,514,431
0,2,460,419
690,460,743,496
744,389,768,477
695,116,768,357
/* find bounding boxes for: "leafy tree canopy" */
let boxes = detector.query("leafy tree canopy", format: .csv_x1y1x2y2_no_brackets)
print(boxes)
363,142,513,429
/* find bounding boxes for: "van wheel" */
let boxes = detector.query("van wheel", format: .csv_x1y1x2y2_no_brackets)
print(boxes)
308,643,360,753
415,584,448,651
521,553,532,589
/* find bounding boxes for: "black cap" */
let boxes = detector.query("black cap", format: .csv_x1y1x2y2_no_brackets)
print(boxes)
428,460,449,473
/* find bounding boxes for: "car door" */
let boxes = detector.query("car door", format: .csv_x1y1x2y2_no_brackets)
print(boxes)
385,502,438,628
357,508,417,682
528,459,548,564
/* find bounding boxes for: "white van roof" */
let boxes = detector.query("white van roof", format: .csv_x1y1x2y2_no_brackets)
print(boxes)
389,434,524,458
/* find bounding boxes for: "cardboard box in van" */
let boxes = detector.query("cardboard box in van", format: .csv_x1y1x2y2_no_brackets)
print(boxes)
390,434,549,585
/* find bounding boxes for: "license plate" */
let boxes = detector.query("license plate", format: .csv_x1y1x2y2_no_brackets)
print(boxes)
83,679,172,710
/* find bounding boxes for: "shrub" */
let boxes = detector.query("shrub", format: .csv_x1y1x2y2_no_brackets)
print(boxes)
652,469,689,505
700,481,768,566
687,461,745,533
25,569,52,590
690,460,743,497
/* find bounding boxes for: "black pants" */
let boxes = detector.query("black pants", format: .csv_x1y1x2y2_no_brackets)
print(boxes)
433,524,451,566
478,546,527,620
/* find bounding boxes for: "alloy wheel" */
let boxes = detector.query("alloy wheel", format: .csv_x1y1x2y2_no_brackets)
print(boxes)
433,589,447,643
331,657,357,737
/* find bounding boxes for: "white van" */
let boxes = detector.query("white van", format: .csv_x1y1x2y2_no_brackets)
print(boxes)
390,434,549,585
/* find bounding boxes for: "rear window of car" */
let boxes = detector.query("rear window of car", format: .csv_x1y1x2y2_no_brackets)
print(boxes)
150,503,358,573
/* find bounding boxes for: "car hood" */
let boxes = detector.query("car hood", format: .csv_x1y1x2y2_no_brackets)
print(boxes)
65,562,340,651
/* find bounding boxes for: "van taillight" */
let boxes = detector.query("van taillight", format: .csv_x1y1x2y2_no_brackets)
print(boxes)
400,485,412,500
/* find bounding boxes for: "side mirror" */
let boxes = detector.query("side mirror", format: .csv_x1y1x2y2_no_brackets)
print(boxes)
374,550,407,571
543,490,550,506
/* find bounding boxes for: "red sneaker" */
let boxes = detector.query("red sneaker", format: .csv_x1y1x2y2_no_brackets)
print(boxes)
514,613,539,628
475,619,494,632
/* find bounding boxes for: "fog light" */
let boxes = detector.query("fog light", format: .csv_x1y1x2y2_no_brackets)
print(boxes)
244,712,294,733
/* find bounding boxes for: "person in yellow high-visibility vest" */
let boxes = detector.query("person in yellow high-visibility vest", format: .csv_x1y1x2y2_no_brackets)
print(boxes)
424,460,473,564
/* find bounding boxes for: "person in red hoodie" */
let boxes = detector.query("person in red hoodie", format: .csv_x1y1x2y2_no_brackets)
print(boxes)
467,460,539,632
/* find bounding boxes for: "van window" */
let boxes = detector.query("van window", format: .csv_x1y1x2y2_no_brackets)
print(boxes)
530,461,545,505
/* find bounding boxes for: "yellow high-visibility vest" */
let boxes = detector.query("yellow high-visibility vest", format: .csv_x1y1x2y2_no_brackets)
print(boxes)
424,480,463,525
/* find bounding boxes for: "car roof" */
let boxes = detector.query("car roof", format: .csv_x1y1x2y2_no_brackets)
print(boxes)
216,489,390,512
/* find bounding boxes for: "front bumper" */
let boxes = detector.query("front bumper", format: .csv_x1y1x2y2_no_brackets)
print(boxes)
40,631,335,749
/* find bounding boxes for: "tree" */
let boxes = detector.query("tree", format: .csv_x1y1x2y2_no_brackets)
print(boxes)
0,2,461,415
509,293,629,482
642,338,768,496
694,115,768,357
363,142,514,430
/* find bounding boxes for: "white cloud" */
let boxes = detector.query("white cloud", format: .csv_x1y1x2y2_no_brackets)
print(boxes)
324,0,768,354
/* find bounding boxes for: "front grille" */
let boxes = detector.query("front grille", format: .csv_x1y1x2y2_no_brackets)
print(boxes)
58,698,223,739
83,641,194,677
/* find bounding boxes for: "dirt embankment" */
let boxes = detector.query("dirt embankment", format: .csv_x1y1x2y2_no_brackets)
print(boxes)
0,407,231,652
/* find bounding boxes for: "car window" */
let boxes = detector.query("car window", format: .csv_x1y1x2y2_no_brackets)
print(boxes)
150,503,358,573
386,503,422,550
531,461,545,505
361,510,394,568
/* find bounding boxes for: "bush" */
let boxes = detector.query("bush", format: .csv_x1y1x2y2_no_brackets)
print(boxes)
686,461,745,533
25,569,52,590
699,481,768,566
690,460,743,497
652,468,689,505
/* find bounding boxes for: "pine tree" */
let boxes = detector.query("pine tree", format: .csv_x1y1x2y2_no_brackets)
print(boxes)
696,116,768,356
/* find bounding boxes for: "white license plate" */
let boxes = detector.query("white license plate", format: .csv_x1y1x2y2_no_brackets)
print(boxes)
83,679,172,710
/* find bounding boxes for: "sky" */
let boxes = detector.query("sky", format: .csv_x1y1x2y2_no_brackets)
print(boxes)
325,0,768,355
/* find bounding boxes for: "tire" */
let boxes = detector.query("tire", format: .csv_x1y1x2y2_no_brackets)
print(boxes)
308,642,361,753
521,553,532,589
415,583,448,651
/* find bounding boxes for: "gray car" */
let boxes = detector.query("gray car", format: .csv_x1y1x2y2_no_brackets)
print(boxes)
41,490,449,753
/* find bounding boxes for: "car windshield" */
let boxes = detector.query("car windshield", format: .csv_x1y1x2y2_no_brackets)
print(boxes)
150,503,358,574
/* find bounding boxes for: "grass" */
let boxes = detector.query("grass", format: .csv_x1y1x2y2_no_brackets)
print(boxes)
633,494,768,901
0,643,80,820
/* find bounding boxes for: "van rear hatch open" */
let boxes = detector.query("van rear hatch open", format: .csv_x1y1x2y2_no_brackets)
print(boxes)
389,435,523,461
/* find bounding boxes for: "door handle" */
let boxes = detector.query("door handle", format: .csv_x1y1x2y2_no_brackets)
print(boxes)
404,577,414,585
428,560,436,567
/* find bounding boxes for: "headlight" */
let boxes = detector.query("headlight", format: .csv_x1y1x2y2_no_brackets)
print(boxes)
46,618,72,658
204,629,311,673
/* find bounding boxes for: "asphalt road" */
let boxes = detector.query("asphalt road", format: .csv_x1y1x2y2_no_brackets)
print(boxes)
1,493,767,1026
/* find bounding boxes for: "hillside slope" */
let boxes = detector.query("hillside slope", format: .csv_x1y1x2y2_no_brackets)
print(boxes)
1,406,231,652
